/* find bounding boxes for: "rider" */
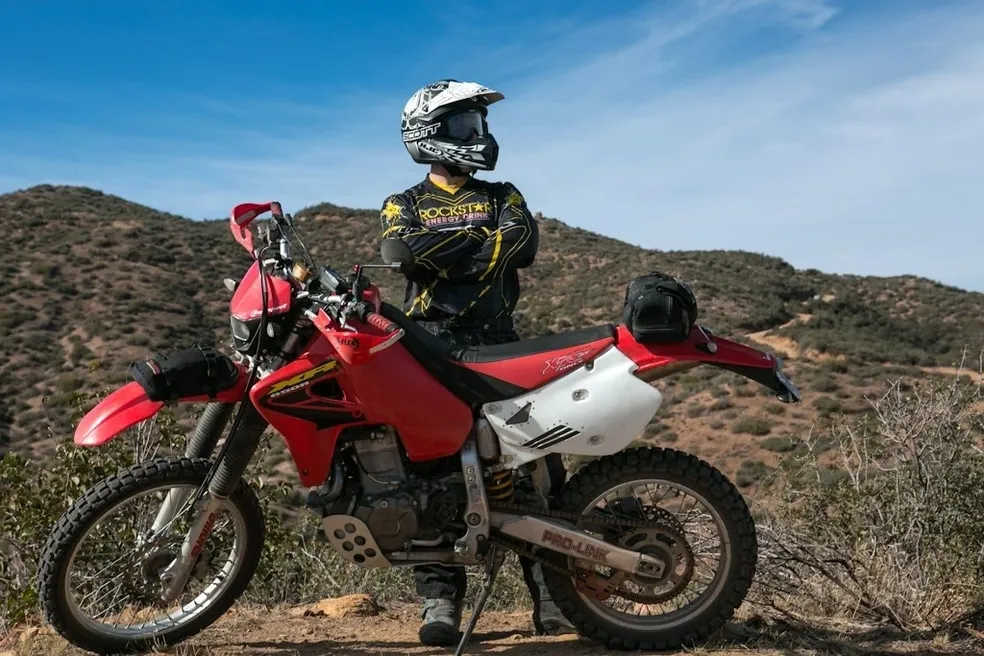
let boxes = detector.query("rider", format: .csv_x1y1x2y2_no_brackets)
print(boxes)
378,79,576,647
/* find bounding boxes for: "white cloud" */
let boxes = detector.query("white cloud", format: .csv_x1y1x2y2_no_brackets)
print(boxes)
2,0,983,290
494,0,984,289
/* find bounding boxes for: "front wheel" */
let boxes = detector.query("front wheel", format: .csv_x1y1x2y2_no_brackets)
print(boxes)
542,447,757,651
37,457,264,655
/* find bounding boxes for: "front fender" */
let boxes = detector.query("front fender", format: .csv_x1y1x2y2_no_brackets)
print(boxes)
74,362,250,446
74,382,165,446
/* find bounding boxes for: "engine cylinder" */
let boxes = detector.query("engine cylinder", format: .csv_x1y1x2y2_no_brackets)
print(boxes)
352,430,406,494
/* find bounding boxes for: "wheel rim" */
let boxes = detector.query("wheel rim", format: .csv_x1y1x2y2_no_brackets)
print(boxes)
572,477,732,631
62,483,248,641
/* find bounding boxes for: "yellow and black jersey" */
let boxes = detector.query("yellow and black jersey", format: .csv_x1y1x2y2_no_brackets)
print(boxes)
378,175,538,326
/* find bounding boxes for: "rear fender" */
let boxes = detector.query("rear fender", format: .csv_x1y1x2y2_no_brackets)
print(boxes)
616,325,801,403
74,363,250,446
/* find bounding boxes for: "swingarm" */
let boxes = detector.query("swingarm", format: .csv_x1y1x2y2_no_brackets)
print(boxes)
489,511,666,578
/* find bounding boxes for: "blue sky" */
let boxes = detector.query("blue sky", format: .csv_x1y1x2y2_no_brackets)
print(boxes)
2,0,983,291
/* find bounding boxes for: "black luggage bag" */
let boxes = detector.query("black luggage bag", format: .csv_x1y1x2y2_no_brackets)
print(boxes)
621,271,699,343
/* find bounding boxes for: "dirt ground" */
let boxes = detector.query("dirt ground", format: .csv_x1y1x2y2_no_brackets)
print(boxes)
5,598,984,656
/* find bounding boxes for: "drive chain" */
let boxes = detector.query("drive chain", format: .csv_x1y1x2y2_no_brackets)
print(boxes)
488,501,684,532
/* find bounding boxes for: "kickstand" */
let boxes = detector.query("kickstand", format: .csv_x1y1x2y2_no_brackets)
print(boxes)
454,546,504,656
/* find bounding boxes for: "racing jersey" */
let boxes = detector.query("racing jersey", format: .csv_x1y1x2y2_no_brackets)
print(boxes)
378,174,538,326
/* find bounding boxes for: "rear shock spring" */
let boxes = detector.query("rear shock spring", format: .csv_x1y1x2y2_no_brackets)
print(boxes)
485,468,515,502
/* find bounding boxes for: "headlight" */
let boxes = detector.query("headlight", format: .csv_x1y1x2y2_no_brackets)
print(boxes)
230,315,260,352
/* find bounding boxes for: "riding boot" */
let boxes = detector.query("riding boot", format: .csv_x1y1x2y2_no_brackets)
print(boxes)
418,597,463,646
523,558,576,635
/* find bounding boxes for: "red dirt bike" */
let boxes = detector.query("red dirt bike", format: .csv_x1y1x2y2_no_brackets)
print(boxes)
37,201,800,655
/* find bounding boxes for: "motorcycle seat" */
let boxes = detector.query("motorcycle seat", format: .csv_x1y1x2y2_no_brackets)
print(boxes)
378,303,615,404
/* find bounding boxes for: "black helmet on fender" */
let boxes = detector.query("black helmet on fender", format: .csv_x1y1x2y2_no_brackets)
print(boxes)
401,79,504,174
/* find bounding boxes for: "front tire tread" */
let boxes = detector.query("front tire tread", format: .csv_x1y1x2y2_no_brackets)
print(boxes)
37,456,263,655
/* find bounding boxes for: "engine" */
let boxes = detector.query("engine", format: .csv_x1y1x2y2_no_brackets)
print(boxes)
349,429,464,551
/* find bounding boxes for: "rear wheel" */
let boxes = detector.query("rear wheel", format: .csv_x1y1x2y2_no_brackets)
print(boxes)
37,457,264,655
542,447,757,651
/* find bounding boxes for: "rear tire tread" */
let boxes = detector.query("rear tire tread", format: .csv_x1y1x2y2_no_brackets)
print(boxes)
542,446,757,651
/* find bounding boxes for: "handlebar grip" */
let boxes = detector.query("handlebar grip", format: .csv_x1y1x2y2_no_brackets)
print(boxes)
365,312,399,335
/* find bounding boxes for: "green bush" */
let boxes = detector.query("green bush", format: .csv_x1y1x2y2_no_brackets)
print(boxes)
813,395,841,414
732,416,774,436
824,360,850,374
709,398,734,412
644,421,669,436
686,404,705,418
736,459,773,488
760,436,799,453
812,376,840,393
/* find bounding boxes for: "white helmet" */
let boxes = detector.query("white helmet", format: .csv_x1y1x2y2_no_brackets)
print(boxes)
401,79,504,173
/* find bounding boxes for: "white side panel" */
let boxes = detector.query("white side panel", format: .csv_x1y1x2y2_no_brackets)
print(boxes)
482,347,663,467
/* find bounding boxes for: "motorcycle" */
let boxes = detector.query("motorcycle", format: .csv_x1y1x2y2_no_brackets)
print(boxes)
37,200,801,655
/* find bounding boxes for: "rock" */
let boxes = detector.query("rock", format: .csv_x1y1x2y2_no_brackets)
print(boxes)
290,594,380,619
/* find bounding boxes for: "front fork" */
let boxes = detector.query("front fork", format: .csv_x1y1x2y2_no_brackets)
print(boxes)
151,401,270,602
150,403,236,535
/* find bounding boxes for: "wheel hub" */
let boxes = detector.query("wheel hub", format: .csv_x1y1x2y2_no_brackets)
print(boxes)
615,526,694,603
573,506,695,605
142,549,177,586
142,547,210,590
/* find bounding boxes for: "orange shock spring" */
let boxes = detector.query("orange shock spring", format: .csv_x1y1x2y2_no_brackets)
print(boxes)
485,469,515,502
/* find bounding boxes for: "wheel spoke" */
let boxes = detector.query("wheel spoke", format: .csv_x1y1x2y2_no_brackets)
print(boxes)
41,458,256,649
567,469,740,632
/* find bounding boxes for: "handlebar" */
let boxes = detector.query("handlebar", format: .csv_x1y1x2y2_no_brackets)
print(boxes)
247,204,400,337
364,311,399,335
350,301,400,335
304,294,399,335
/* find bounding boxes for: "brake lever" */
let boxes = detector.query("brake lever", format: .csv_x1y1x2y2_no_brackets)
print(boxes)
337,296,356,329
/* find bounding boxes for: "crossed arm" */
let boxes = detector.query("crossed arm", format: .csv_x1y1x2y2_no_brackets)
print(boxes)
443,183,539,282
377,183,538,283
379,194,485,274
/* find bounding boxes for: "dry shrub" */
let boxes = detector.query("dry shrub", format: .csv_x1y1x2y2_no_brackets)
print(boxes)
753,366,984,631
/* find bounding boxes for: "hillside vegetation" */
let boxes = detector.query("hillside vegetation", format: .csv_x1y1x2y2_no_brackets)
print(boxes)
1,184,982,484
2,184,984,652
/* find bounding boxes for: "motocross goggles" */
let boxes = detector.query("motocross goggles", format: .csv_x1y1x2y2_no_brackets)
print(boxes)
441,109,488,141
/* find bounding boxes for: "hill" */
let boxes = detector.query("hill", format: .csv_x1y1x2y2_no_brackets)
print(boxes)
1,184,982,487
